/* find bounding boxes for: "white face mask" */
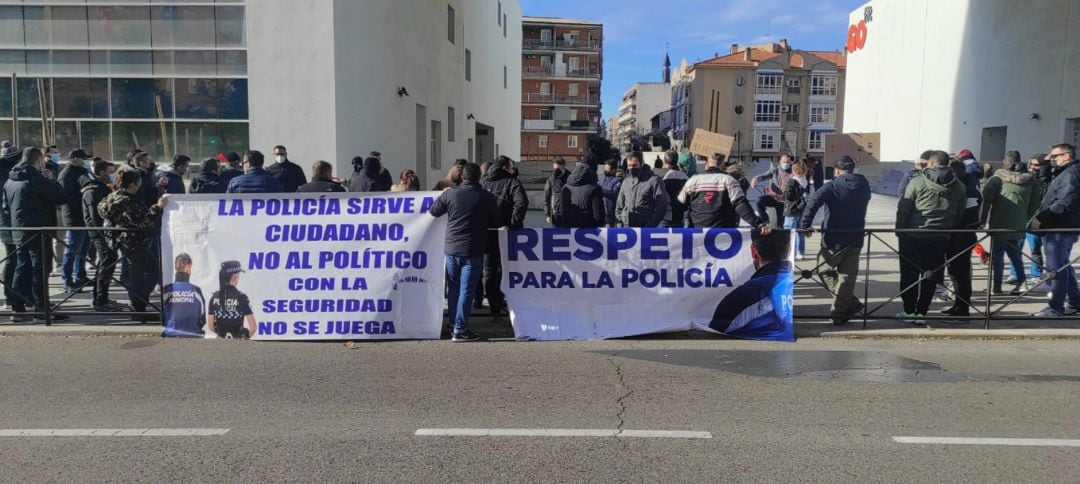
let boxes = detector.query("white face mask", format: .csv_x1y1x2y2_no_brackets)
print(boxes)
275,155,286,163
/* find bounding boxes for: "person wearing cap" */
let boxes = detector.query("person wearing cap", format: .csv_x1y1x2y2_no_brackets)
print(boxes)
162,253,206,338
227,150,284,194
99,168,168,321
898,150,933,198
158,154,190,195
218,152,244,188
895,151,966,324
266,145,307,193
348,156,392,193
800,155,872,325
189,158,227,194
57,149,95,293
4,147,69,321
208,260,256,339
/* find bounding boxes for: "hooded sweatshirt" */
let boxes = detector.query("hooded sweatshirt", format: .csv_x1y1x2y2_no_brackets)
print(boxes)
481,165,529,230
349,157,391,192
896,165,966,231
3,162,66,243
980,169,1040,240
559,163,605,228
543,167,570,220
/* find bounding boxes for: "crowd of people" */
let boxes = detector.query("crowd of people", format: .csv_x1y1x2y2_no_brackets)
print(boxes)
0,140,417,323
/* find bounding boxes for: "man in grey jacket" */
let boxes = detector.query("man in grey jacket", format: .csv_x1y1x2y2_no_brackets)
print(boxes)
615,151,670,228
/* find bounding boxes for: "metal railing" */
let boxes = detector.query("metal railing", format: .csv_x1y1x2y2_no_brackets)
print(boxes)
521,93,598,105
0,226,162,326
522,39,602,51
789,227,1080,329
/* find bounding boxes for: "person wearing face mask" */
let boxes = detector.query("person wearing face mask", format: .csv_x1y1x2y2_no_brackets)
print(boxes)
81,159,122,312
600,159,623,227
98,168,169,321
708,230,795,342
0,141,23,313
480,155,529,316
4,147,69,322
615,151,670,228
266,145,307,193
751,154,793,227
158,155,190,195
1031,143,1080,317
57,149,95,293
1009,154,1049,287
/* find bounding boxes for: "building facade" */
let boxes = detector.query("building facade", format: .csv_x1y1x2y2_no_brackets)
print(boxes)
519,17,602,162
614,81,670,150
843,0,1080,162
0,1,249,162
249,0,521,187
677,40,846,164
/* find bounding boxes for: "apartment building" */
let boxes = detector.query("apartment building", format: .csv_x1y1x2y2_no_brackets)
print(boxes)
614,81,670,150
674,40,846,164
520,17,602,162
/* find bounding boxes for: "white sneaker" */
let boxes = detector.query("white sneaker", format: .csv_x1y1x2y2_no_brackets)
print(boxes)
1034,307,1066,317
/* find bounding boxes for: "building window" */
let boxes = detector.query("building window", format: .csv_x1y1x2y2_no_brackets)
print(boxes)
754,100,781,123
498,2,502,25
503,65,507,89
447,5,455,44
539,108,552,120
568,135,579,149
447,106,455,142
754,129,781,151
755,72,782,95
503,14,507,37
538,135,548,148
785,103,800,122
568,83,579,97
465,49,471,81
807,129,834,152
809,103,837,124
787,77,801,95
810,74,838,96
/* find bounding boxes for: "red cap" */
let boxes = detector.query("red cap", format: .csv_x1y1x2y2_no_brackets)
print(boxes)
957,149,974,160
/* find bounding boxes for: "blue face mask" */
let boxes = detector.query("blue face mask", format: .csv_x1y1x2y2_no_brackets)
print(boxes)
49,154,60,163
628,167,641,177
780,163,791,171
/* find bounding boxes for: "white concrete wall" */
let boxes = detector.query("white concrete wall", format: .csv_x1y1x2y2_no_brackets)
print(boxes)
249,0,521,188
843,0,1080,162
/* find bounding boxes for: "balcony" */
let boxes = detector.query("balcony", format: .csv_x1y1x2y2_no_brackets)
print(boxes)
523,66,556,78
521,93,599,106
523,65,601,79
522,38,602,52
522,119,598,131
566,67,601,79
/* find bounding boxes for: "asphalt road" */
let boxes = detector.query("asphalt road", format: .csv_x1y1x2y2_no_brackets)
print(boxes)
1,336,1079,482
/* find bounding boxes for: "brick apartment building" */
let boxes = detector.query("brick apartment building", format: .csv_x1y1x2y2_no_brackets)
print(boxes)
520,17,602,162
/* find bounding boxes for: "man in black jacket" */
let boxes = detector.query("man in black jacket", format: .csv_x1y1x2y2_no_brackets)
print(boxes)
544,158,569,226
1033,143,1080,317
560,162,606,228
266,145,307,193
81,159,122,311
430,162,499,341
480,156,529,315
799,156,872,325
298,161,346,193
218,152,244,188
189,158,227,194
0,141,22,314
58,149,94,292
4,148,69,321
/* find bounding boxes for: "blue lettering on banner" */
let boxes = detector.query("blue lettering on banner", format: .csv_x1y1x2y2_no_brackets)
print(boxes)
507,228,743,262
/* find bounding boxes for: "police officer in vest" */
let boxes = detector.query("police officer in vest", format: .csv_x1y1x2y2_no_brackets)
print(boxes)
162,253,205,338
208,260,256,339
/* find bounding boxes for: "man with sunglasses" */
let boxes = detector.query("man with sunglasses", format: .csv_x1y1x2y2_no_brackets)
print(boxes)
1031,144,1080,316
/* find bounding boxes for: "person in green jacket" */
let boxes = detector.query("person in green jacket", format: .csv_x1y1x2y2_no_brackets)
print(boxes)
979,151,1042,295
895,150,966,322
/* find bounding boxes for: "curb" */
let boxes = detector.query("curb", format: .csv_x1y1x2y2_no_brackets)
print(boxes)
821,328,1080,340
0,325,163,338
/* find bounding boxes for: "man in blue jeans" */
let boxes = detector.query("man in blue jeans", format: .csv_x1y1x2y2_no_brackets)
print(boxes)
1032,143,1080,317
58,149,93,292
429,162,500,341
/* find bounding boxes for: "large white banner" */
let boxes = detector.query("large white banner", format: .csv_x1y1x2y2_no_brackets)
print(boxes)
500,228,795,342
161,192,446,340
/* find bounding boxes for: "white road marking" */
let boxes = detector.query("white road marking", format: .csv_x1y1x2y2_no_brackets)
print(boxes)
0,428,230,437
415,428,712,439
893,436,1080,447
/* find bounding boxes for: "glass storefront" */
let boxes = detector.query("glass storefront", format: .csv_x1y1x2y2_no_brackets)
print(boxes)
0,2,248,162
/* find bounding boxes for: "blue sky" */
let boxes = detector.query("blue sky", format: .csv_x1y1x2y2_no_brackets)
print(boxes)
519,0,868,121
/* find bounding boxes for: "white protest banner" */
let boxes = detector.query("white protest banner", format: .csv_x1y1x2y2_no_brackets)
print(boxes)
161,192,446,340
499,228,795,342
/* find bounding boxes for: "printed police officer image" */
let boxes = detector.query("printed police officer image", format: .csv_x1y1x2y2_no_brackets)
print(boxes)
162,253,206,338
709,230,795,341
208,260,257,339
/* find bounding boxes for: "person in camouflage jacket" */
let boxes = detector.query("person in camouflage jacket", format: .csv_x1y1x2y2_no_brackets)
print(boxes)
98,168,167,317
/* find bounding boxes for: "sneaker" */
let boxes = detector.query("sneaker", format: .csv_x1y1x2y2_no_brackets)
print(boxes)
940,306,970,317
9,312,32,323
62,284,82,294
1034,307,1066,317
1004,276,1018,285
895,311,924,325
451,331,481,342
93,301,126,312
934,287,952,302
1009,283,1027,296
35,313,70,322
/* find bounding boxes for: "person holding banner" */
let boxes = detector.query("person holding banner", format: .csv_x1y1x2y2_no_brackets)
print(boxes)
430,162,500,342
207,261,257,339
709,230,795,342
800,156,872,326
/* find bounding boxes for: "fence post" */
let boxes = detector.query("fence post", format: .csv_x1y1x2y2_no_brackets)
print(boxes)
40,232,51,326
984,237,993,330
862,231,871,329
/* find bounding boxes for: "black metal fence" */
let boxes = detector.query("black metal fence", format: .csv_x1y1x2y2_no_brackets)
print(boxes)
0,226,162,326
791,228,1080,329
